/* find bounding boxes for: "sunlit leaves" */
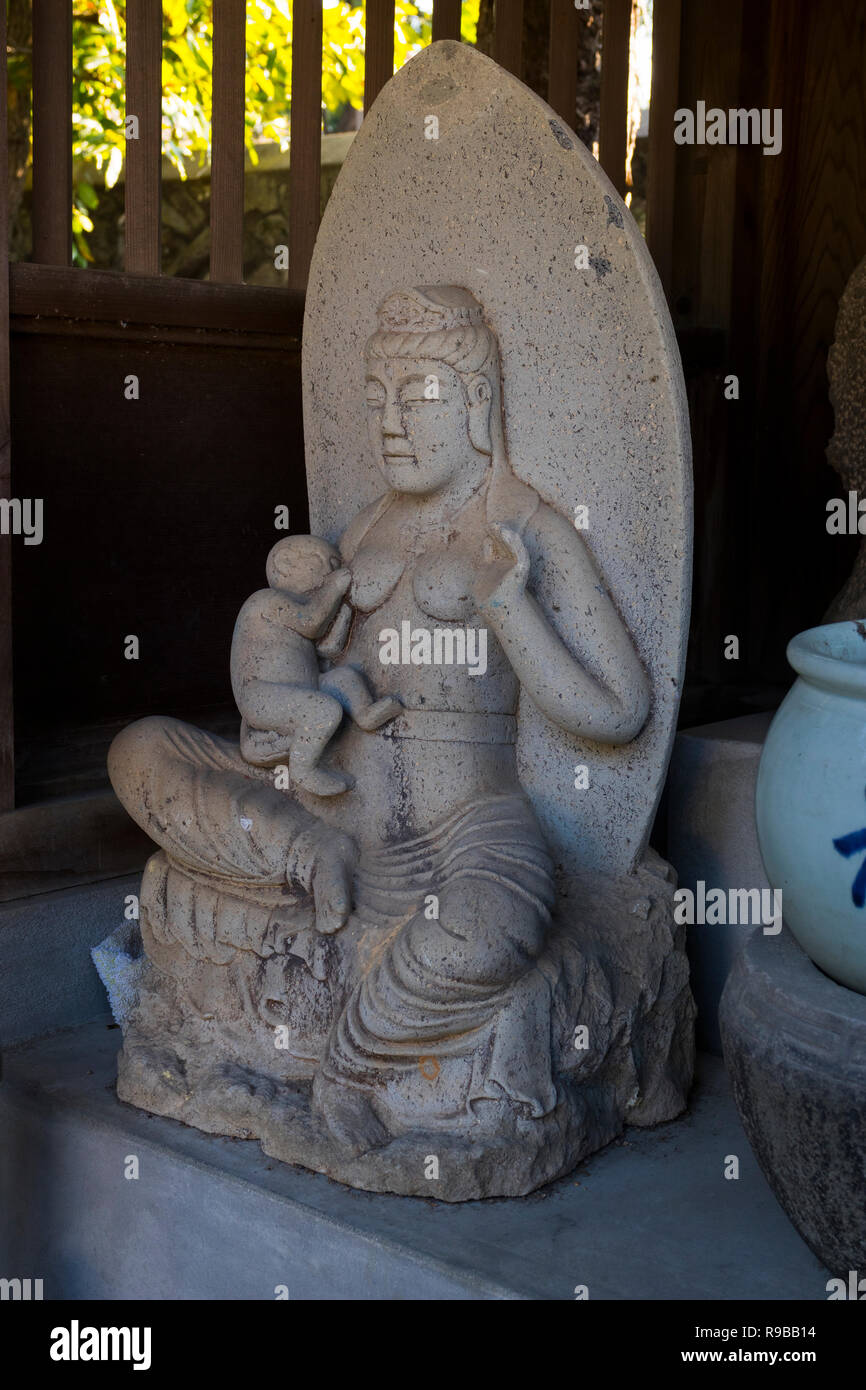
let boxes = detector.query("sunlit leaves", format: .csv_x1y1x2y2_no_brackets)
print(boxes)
16,0,481,263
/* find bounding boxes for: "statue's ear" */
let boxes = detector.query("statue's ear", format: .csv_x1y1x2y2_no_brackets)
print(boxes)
467,375,493,455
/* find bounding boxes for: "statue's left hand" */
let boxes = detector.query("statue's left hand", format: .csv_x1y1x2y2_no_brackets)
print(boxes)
473,523,531,608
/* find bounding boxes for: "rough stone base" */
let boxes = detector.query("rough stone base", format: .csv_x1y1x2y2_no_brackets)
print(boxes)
118,1039,619,1201
114,853,695,1201
720,925,866,1275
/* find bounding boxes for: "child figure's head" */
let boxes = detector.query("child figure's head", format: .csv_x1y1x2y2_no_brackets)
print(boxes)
266,535,342,594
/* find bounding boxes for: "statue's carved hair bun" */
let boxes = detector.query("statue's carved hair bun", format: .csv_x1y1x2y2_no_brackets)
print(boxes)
377,285,484,333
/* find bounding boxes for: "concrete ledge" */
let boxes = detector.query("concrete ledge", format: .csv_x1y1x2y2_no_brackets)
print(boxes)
667,712,773,1053
0,1024,830,1300
0,794,151,903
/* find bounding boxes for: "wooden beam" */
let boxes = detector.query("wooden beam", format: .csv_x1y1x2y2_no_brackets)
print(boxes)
0,2,12,810
10,264,304,337
210,0,247,283
0,791,153,903
9,318,302,353
125,0,163,275
31,0,72,265
548,0,580,127
364,0,395,113
432,0,462,43
289,0,323,291
598,0,631,197
494,0,524,79
645,0,682,300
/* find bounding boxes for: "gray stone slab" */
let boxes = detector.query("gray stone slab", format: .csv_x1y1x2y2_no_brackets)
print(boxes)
0,875,139,1046
667,713,772,1054
0,1023,829,1300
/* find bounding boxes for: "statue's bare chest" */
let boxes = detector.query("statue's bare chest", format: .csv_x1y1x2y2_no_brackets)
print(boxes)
344,543,514,713
349,537,477,623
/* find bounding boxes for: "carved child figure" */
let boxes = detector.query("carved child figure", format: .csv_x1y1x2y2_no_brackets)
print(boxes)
231,534,401,796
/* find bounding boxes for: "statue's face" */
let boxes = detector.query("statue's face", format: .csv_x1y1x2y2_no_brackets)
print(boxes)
365,356,485,495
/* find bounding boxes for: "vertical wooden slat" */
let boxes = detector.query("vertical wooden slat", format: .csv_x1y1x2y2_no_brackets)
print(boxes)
31,0,72,265
125,0,163,275
548,0,579,126
0,3,13,809
645,0,682,300
598,0,631,196
289,1,323,290
432,0,462,43
364,0,395,112
210,0,247,283
493,0,524,79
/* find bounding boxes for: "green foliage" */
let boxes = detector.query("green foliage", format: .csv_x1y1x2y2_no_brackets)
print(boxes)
8,1,481,264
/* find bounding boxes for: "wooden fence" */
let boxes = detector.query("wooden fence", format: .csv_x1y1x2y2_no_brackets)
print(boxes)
0,0,681,827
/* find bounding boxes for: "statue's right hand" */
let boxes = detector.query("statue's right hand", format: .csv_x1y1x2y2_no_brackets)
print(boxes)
320,567,353,611
287,825,357,934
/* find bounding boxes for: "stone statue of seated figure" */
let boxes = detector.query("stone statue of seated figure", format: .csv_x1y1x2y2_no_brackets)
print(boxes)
232,533,401,796
108,285,693,1200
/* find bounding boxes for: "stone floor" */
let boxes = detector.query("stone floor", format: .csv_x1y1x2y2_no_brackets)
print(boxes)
0,1023,830,1300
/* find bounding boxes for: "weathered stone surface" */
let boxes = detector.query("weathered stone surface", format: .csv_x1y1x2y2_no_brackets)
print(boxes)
720,925,866,1275
106,43,694,1199
824,253,866,621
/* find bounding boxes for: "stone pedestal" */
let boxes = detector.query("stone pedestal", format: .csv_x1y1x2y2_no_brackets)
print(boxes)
720,925,866,1276
667,712,772,1053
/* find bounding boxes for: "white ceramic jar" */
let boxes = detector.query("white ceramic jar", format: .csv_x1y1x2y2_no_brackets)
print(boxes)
756,620,866,995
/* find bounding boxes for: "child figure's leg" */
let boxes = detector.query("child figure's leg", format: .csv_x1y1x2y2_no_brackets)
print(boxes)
240,720,295,767
288,689,355,797
320,665,402,732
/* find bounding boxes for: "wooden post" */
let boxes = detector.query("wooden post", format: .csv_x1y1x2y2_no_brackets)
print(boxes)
0,2,12,809
210,0,247,284
125,0,163,275
31,0,72,265
432,0,462,43
364,0,395,113
548,0,580,128
645,0,682,300
494,0,524,79
598,0,631,197
289,1,323,291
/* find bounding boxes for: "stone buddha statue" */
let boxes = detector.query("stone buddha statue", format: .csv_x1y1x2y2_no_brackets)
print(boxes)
108,284,693,1199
